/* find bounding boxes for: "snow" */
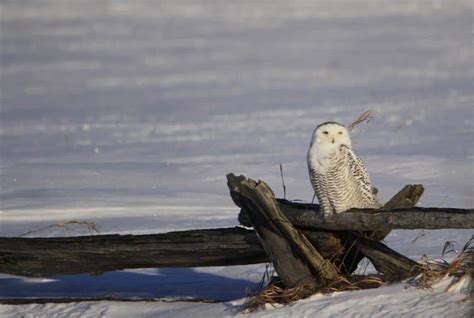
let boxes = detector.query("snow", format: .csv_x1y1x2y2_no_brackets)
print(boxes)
0,0,473,317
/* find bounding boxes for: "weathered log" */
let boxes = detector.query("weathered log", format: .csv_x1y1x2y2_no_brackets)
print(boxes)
279,185,423,275
0,227,267,277
237,183,460,277
236,182,428,277
227,174,425,282
0,227,347,277
227,174,340,287
239,202,473,231
0,227,423,280
354,235,422,279
1,176,470,279
371,184,425,240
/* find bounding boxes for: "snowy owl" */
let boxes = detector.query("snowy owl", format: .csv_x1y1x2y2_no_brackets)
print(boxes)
307,121,382,215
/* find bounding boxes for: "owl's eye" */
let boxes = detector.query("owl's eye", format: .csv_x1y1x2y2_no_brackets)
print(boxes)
338,131,343,135
322,131,329,135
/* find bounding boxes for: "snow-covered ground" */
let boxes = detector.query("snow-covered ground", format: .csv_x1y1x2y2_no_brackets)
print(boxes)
0,0,473,317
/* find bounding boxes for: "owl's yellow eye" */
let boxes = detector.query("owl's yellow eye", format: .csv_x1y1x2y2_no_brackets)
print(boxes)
322,131,329,135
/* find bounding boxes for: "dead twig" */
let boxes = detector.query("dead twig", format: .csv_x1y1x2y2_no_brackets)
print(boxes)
279,163,287,200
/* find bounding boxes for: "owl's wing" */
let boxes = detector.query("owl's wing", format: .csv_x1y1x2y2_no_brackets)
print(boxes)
308,167,332,214
340,145,379,204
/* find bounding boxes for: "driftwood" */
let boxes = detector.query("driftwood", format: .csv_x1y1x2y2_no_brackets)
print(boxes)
227,174,339,287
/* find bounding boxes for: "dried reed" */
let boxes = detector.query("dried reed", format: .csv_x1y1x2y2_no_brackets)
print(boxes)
18,220,100,237
348,110,374,131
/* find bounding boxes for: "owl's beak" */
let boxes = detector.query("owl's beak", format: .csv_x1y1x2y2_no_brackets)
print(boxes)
332,138,335,144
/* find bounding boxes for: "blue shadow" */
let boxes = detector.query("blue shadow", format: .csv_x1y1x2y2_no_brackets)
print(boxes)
0,268,259,301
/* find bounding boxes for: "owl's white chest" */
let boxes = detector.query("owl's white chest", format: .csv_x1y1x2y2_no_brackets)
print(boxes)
307,142,340,175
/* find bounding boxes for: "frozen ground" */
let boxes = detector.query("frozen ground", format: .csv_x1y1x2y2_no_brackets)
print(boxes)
0,0,473,317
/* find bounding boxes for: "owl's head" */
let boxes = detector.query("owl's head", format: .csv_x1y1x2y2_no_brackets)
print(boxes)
311,121,352,149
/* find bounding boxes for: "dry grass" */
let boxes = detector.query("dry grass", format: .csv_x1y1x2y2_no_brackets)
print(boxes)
408,236,473,290
18,220,100,237
243,237,473,312
348,110,374,131
242,275,384,312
